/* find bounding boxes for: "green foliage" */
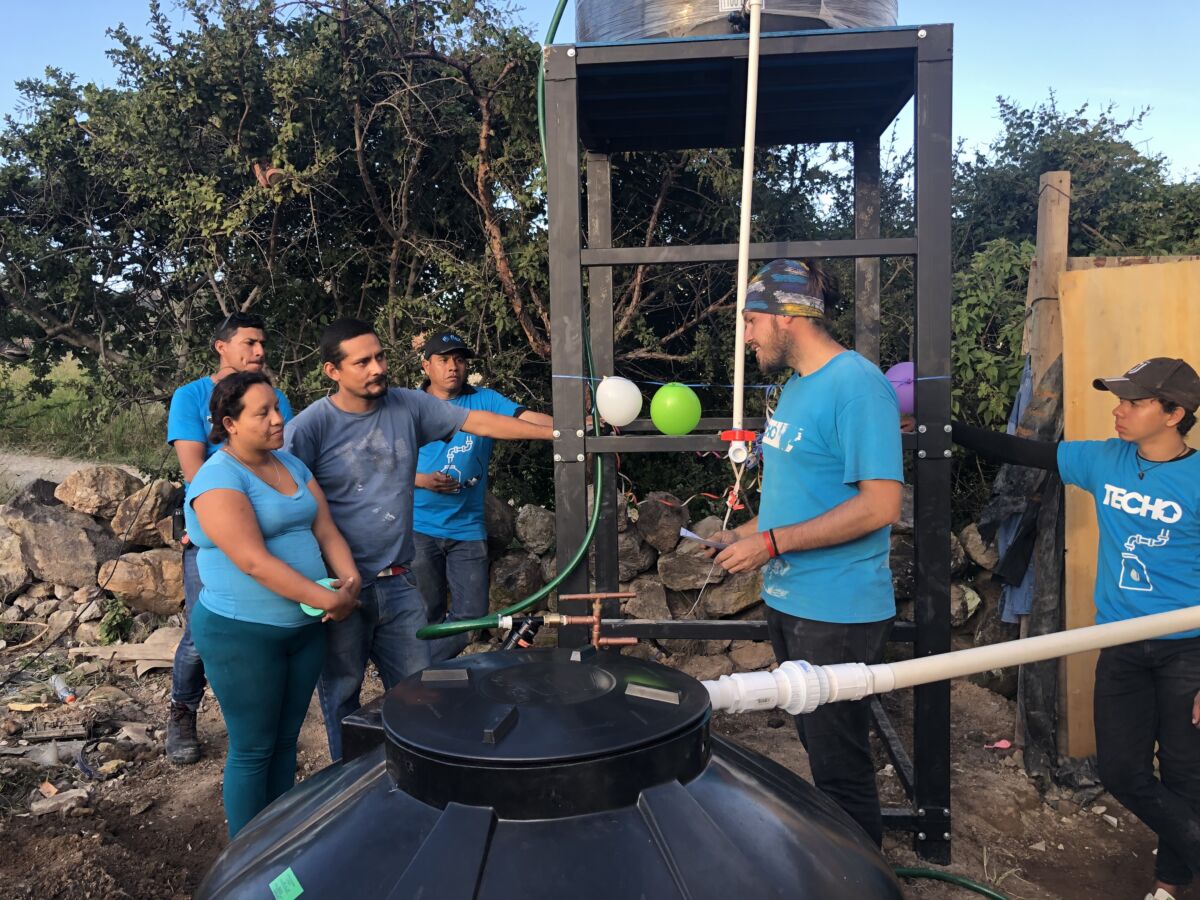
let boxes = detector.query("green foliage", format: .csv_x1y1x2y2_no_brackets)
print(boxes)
950,239,1033,428
1,3,1197,519
98,598,134,646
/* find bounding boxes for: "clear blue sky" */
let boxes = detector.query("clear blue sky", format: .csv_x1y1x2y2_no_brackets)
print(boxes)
3,1,1197,176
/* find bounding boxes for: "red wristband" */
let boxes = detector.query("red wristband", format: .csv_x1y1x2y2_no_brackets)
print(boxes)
761,530,777,559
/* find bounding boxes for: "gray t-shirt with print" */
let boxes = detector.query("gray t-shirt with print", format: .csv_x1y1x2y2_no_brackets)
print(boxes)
284,388,469,584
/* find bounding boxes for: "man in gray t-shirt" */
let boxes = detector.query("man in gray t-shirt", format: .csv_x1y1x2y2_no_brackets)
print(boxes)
285,319,554,761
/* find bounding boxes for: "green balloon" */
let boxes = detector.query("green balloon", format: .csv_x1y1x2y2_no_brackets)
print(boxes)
650,382,702,435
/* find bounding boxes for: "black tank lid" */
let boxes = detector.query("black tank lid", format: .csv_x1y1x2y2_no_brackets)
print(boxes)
382,647,711,818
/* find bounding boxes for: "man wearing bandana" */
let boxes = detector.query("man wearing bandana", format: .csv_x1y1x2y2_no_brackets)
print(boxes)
711,259,904,846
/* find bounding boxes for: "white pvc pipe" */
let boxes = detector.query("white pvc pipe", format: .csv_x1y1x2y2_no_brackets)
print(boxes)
705,605,1200,715
728,0,764,465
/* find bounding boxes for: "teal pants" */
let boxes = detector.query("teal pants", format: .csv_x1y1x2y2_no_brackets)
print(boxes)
190,602,325,837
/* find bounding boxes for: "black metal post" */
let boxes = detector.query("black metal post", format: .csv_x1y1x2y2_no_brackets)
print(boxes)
911,23,954,864
545,46,590,645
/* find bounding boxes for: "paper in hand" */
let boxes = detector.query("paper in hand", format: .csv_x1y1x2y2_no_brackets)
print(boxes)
679,527,730,551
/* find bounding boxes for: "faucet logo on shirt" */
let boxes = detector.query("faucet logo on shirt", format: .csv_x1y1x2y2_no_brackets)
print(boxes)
1119,528,1171,592
763,418,802,453
441,434,475,483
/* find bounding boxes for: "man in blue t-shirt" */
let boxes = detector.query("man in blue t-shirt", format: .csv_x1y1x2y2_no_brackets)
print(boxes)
710,259,904,846
164,311,293,765
954,356,1200,898
284,319,555,761
412,330,553,663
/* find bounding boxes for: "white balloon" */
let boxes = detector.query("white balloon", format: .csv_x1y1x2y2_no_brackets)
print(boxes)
595,376,643,427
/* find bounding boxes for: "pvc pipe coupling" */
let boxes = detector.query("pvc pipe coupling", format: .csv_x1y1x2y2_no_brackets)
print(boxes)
703,660,896,715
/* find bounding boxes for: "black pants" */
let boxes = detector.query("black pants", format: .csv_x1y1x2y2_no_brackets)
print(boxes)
766,607,892,846
1094,637,1200,887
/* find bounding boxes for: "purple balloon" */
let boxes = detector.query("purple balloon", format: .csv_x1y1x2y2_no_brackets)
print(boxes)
885,361,915,415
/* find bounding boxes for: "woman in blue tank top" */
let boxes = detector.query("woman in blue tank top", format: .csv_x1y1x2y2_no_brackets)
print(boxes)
184,372,360,837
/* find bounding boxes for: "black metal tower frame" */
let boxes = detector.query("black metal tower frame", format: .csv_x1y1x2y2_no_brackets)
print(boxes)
544,24,953,863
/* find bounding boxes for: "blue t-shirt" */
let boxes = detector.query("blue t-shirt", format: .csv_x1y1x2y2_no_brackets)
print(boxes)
184,450,323,628
283,389,469,584
758,351,904,623
413,386,523,541
1057,439,1200,639
167,376,293,485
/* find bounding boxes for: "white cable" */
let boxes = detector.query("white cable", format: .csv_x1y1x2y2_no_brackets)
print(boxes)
729,0,764,461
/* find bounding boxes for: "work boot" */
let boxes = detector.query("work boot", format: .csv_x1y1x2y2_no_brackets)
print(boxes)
166,701,201,765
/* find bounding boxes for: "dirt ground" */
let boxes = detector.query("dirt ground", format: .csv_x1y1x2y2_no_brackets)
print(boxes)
0,644,1166,900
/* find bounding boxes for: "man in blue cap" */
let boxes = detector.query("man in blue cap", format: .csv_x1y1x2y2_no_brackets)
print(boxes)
710,259,903,846
412,330,552,662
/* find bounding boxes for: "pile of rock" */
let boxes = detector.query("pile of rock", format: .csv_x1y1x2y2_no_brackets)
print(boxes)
491,484,1018,693
0,466,183,645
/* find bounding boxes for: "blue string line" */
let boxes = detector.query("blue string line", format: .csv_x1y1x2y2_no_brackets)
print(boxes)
551,373,781,389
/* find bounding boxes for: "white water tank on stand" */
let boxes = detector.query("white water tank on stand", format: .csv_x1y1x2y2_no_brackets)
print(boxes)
576,0,898,43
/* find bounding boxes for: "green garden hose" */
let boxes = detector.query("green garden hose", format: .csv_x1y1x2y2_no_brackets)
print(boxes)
894,868,1011,899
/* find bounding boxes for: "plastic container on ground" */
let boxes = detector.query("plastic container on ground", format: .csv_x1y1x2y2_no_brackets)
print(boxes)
196,648,903,899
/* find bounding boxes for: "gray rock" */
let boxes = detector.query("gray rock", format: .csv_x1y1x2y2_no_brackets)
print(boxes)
615,530,657,582
0,503,122,588
894,484,914,534
488,552,544,610
701,570,763,618
32,600,59,620
950,532,967,576
97,548,184,616
515,505,556,556
0,605,25,623
730,641,776,671
47,609,78,636
74,621,104,644
675,654,734,681
657,535,725,591
659,636,731,657
128,612,160,644
635,492,688,554
539,550,557,584
53,583,73,601
484,493,516,557
71,585,104,605
13,594,38,613
6,478,61,512
960,523,999,570
0,523,30,600
950,582,983,628
77,600,104,623
622,577,669,620
110,480,179,548
53,466,144,517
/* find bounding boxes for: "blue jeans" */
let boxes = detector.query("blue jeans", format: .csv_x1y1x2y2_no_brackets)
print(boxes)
411,533,490,664
190,603,324,837
317,571,431,761
170,544,207,709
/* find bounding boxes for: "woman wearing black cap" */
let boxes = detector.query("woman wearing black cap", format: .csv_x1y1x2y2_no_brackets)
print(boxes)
953,357,1200,900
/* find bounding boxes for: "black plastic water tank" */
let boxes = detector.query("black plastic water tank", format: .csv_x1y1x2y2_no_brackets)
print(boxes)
196,648,903,899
